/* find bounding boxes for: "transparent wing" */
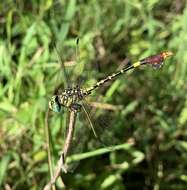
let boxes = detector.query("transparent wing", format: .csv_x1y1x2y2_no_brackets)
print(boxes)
63,99,124,171
83,100,122,147
53,42,70,89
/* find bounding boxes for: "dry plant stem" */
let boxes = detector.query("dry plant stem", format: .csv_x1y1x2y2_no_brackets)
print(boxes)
43,110,77,190
63,110,77,158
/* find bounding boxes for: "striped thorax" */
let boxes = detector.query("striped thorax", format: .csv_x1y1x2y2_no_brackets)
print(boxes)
49,87,88,113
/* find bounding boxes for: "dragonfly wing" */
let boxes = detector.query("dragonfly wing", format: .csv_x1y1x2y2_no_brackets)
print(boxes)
63,102,117,172
80,100,121,149
53,42,70,89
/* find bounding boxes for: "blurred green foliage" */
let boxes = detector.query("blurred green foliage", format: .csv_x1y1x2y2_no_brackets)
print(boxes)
0,0,187,189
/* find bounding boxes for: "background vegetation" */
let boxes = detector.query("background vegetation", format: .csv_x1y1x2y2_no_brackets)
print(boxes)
0,0,187,189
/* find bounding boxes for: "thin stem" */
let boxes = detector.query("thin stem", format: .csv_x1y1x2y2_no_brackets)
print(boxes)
43,110,77,190
63,110,77,158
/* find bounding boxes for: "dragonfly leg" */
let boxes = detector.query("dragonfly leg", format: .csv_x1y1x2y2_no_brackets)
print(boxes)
70,103,82,112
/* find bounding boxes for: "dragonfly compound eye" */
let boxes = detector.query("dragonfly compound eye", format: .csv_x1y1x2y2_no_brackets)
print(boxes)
49,96,62,113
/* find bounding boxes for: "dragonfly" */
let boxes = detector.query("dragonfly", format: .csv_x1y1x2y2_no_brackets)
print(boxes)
47,48,173,177
49,51,173,114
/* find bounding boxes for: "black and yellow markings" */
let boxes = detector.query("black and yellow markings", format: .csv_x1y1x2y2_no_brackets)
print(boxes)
86,61,143,94
49,51,173,112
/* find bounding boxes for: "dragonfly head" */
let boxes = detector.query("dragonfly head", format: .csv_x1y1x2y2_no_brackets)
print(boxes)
49,95,62,113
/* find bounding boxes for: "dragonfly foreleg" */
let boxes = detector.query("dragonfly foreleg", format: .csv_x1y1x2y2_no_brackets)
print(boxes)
70,103,82,112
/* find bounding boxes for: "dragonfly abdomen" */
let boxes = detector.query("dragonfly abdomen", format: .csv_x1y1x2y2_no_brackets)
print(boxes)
140,54,163,65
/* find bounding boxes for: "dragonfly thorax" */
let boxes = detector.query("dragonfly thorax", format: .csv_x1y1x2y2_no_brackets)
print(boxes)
49,87,88,113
